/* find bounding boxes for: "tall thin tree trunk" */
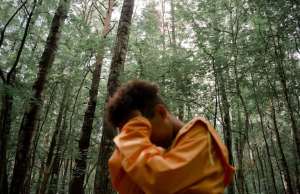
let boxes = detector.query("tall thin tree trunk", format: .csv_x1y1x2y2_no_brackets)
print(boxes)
48,84,70,194
170,0,184,120
39,83,69,194
59,159,69,194
230,15,249,194
170,0,176,49
69,1,114,194
255,145,270,194
0,1,37,192
203,6,234,193
269,130,287,194
246,136,260,193
262,148,274,193
24,142,37,194
33,83,58,194
35,157,45,194
214,61,235,194
251,75,278,194
64,69,89,193
235,104,246,194
94,0,134,194
25,83,58,194
0,83,13,194
161,0,166,51
277,51,300,161
9,0,70,192
270,96,294,194
265,16,300,160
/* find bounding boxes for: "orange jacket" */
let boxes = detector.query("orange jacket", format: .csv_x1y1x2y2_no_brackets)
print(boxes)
108,116,235,194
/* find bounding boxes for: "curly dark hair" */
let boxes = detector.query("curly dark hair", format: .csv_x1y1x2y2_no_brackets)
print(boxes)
107,80,165,128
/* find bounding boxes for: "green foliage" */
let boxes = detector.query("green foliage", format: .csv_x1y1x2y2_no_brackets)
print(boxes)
0,0,299,193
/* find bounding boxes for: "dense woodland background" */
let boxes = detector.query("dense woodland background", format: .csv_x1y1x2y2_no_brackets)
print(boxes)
0,0,299,194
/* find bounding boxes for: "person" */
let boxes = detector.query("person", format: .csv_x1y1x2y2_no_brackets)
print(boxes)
107,80,235,194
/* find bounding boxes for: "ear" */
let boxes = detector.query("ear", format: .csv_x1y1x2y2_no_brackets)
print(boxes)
155,104,168,119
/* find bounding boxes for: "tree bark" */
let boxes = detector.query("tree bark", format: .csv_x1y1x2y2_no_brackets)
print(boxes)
229,10,249,193
69,1,114,194
208,48,235,194
9,0,70,193
251,76,278,194
170,0,176,49
0,2,37,192
59,159,69,194
35,157,45,194
25,83,58,194
201,5,235,193
161,0,166,51
218,69,235,194
256,145,272,194
39,83,69,194
235,105,246,194
269,130,288,194
48,88,70,194
34,84,58,194
94,0,134,194
0,83,13,194
170,0,185,120
246,136,260,194
262,11,300,162
270,96,294,194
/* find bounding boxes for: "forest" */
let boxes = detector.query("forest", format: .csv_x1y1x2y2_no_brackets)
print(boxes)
0,0,299,194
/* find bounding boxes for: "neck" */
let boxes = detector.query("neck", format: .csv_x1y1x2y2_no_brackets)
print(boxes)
172,118,184,139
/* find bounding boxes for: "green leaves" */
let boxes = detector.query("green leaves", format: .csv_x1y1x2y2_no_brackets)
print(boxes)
1,0,299,193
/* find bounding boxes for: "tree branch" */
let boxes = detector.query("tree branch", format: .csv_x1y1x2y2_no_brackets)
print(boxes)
22,4,30,16
97,1,107,10
103,21,116,38
212,26,232,34
92,3,104,25
7,0,37,82
0,0,28,48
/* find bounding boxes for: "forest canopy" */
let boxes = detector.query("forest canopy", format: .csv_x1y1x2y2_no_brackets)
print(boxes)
0,0,299,194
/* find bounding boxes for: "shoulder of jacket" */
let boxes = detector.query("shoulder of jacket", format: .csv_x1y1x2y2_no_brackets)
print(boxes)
171,117,211,147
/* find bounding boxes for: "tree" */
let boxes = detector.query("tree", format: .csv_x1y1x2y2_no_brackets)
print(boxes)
94,0,135,193
38,82,69,194
0,1,37,193
47,84,71,194
9,0,71,193
0,0,298,193
69,0,114,193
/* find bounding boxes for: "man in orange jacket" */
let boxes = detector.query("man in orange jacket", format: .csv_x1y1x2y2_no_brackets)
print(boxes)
107,80,235,194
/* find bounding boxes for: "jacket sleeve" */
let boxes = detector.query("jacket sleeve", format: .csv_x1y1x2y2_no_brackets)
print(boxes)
113,116,216,194
109,149,144,194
